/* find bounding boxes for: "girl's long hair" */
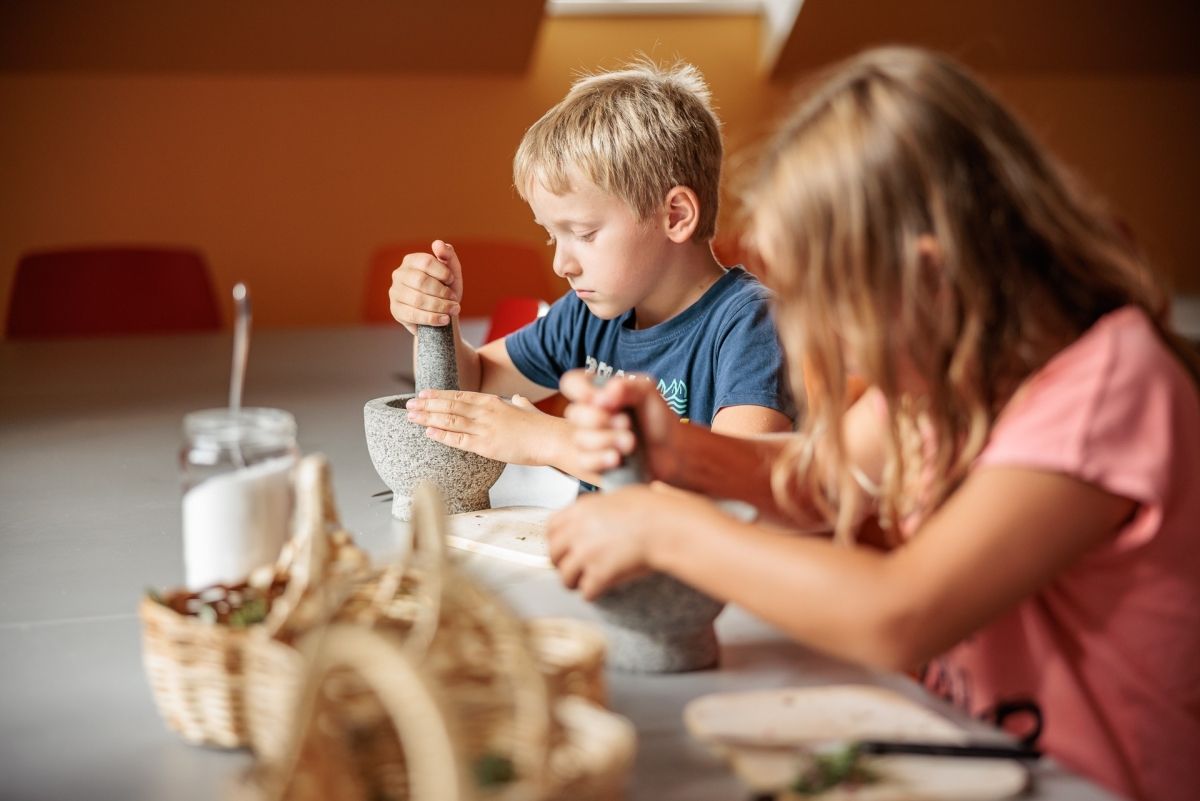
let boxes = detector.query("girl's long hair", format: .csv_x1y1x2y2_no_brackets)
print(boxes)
741,47,1199,540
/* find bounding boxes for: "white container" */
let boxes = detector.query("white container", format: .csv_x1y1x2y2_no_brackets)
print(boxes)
180,408,298,589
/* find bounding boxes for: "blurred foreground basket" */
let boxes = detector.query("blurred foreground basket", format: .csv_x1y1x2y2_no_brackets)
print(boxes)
243,482,635,801
141,455,632,799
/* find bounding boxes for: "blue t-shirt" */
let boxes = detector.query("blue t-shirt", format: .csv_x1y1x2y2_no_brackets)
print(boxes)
505,266,794,427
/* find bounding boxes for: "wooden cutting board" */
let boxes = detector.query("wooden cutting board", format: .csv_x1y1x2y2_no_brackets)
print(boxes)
685,685,1029,800
446,505,553,569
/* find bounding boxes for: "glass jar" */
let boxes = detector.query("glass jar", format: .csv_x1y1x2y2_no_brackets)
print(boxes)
180,407,298,590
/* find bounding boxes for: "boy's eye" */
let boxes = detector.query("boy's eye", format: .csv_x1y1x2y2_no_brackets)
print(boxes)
544,235,556,246
578,231,597,243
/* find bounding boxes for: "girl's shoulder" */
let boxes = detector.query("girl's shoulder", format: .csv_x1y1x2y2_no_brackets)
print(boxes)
979,306,1200,544
1000,306,1196,427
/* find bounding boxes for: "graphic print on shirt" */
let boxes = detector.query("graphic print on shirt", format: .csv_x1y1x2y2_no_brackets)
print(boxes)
585,356,688,419
658,378,688,416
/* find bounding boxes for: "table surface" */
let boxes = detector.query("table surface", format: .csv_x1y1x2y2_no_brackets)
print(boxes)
0,326,1121,801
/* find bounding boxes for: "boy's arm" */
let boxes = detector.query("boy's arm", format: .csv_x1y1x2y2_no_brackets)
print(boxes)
473,336,558,401
710,404,793,436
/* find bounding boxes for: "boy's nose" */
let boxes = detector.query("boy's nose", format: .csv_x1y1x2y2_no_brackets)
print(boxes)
552,247,580,278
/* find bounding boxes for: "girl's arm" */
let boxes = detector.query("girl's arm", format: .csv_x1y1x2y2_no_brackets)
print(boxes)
642,465,1134,670
560,371,887,528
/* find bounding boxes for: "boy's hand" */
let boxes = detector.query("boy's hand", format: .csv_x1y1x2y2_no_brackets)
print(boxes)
559,370,680,480
388,240,464,334
405,390,562,465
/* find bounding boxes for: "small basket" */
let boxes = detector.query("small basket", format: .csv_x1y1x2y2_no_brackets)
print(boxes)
140,590,259,747
140,453,368,749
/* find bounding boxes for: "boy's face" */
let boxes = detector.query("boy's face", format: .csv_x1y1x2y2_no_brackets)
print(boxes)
528,171,669,321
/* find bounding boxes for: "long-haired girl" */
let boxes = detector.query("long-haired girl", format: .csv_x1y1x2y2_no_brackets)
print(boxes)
548,47,1200,801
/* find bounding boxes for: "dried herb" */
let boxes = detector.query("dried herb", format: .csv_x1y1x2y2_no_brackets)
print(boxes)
227,595,268,627
147,579,283,626
791,744,878,796
473,753,516,787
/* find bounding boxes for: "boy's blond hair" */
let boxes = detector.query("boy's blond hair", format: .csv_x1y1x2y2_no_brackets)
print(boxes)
513,59,723,241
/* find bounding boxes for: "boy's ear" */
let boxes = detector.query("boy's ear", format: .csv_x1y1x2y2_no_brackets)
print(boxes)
662,186,701,243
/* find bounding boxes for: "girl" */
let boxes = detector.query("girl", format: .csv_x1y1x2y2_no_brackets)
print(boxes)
546,47,1200,801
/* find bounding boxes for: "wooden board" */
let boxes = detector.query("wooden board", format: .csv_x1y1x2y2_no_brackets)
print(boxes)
446,505,553,569
685,685,1029,800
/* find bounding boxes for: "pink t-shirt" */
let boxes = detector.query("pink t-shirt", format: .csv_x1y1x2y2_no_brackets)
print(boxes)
920,307,1200,801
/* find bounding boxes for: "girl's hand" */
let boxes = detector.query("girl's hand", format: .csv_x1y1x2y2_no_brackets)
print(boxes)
547,485,720,600
405,390,559,465
388,240,464,334
558,370,681,480
547,486,658,600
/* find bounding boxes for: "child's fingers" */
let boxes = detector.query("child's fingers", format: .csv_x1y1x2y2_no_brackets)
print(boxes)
407,408,474,434
408,391,484,411
598,376,656,410
393,263,458,308
398,252,456,288
391,302,453,328
390,283,460,320
546,513,570,564
403,268,458,301
573,425,634,453
553,546,585,590
430,240,463,279
563,400,614,428
559,369,600,402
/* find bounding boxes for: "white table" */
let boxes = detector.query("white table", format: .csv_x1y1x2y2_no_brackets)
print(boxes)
0,327,1121,801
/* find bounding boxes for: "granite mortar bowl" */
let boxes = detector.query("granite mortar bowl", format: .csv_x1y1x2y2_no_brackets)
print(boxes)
364,394,506,520
593,573,725,673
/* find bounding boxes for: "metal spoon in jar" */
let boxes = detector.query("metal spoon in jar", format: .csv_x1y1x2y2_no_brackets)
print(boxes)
229,282,251,467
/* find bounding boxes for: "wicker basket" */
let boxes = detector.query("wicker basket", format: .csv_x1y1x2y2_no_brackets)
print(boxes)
140,591,258,747
140,453,367,749
243,483,635,801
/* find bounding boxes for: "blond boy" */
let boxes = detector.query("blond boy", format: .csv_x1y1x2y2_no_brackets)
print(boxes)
391,60,793,486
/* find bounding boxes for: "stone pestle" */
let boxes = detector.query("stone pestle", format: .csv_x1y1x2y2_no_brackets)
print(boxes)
364,323,506,520
591,388,726,673
414,323,459,394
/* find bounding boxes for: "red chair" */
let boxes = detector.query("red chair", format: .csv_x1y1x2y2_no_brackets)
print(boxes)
481,295,566,416
363,239,560,324
485,296,548,343
6,246,221,339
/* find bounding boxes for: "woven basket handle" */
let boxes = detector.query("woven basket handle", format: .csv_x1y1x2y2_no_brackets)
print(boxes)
356,480,448,658
273,624,471,801
263,453,351,640
448,568,552,791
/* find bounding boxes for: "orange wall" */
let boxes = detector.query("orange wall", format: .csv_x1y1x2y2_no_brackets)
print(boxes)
2,16,1197,329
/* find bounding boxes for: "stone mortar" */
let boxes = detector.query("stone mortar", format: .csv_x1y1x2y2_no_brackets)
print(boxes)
364,394,506,520
590,393,726,673
364,323,505,520
593,573,725,673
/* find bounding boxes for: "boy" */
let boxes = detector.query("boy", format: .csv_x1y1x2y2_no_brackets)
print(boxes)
391,60,793,486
